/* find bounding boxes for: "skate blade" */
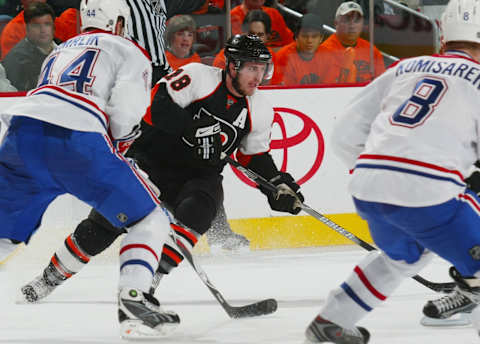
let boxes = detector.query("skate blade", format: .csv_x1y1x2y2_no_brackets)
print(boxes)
420,313,471,327
120,320,178,340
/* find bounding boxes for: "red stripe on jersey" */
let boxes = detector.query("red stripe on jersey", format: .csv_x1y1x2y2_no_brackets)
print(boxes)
358,154,464,181
120,244,159,261
170,223,198,245
30,85,109,126
66,235,90,263
162,246,183,264
354,266,386,301
459,193,480,213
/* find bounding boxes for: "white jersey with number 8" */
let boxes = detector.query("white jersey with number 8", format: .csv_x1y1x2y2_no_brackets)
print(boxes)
333,51,480,207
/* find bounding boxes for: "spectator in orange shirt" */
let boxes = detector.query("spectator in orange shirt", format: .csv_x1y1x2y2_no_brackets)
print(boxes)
231,0,293,47
165,14,201,70
321,1,385,83
271,13,330,85
213,9,275,69
1,0,78,59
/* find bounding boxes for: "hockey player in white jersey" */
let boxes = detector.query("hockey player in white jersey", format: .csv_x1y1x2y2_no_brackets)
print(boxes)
304,0,480,343
0,0,179,339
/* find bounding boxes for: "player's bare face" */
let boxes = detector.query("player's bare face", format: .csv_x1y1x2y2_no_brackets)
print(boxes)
247,22,268,43
236,62,266,96
26,14,54,50
172,30,194,58
335,12,363,46
297,29,323,55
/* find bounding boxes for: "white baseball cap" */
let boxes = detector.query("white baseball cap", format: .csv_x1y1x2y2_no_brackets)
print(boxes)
335,1,364,17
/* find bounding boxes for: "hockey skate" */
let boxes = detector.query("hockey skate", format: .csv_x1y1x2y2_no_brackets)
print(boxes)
18,263,65,303
421,289,476,326
305,315,370,343
118,288,180,339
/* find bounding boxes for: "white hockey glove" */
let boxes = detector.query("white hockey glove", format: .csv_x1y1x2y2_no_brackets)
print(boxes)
182,107,222,165
113,124,141,155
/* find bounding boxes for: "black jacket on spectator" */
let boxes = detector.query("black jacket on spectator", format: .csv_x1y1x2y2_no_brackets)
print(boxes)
2,38,50,91
47,0,80,16
0,0,21,17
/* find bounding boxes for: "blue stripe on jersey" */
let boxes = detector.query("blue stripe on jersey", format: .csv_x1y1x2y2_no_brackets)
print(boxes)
120,259,154,275
355,164,465,187
341,282,372,312
35,91,108,131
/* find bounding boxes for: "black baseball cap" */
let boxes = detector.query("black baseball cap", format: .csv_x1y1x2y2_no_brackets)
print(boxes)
300,13,323,32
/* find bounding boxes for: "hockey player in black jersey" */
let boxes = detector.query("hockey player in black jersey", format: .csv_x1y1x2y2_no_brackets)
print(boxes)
19,34,304,335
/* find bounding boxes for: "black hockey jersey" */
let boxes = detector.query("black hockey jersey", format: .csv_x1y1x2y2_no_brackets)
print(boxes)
134,62,274,181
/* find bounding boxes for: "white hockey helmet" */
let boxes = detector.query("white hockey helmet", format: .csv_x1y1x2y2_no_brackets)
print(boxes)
441,0,480,44
80,0,131,36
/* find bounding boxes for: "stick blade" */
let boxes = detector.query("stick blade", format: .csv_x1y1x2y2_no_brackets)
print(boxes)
229,298,278,319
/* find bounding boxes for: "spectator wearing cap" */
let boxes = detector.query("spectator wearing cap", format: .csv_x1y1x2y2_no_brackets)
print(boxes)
2,2,56,91
213,9,276,71
271,13,331,85
0,0,78,59
165,14,201,70
321,1,385,83
230,0,293,48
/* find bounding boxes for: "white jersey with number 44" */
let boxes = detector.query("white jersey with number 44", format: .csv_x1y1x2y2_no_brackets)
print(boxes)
333,51,480,207
3,30,152,141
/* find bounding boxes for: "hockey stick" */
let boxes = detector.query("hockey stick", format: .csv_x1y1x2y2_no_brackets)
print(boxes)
223,154,456,294
168,231,278,318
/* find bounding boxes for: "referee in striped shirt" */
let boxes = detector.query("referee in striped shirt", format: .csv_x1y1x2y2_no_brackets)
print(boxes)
126,0,207,84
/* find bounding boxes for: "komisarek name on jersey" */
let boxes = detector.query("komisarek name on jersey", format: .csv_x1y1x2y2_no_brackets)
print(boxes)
395,57,480,88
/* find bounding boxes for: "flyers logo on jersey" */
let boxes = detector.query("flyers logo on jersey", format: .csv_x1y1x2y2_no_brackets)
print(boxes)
213,115,238,154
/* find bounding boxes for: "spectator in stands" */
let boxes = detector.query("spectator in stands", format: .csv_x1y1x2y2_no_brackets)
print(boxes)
213,9,274,69
231,0,293,48
271,13,327,85
2,2,55,91
0,0,77,59
321,1,385,83
0,63,16,92
165,14,201,70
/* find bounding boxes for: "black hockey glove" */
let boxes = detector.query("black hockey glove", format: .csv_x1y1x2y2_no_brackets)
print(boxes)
260,172,304,215
182,107,222,165
466,171,480,194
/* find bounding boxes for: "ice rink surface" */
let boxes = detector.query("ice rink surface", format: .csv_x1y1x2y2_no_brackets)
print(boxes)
1,244,479,344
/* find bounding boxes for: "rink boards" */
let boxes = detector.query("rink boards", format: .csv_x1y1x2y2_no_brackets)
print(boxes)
0,85,373,251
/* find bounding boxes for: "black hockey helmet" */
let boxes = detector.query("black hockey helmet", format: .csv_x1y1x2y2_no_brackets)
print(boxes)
224,34,273,79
